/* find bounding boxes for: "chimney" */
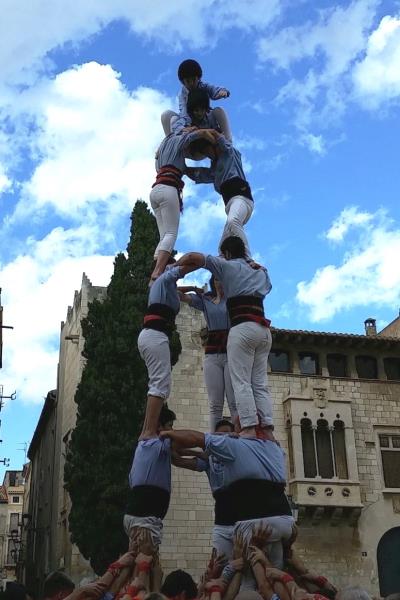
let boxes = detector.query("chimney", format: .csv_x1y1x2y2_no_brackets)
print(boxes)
364,318,377,336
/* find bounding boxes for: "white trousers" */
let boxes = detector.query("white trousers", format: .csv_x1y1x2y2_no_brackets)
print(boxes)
227,322,273,428
204,353,237,431
219,195,253,260
138,328,171,399
123,514,163,549
212,524,234,559
150,183,180,257
234,515,295,568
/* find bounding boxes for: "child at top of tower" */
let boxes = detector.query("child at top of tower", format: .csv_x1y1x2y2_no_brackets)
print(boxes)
161,59,232,142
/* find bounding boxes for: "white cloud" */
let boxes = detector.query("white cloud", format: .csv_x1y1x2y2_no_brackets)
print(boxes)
236,135,267,152
0,0,282,87
353,15,400,107
325,205,374,242
0,226,114,404
257,1,379,128
258,1,378,77
297,207,400,321
7,62,169,223
180,198,226,247
300,132,326,155
0,164,11,194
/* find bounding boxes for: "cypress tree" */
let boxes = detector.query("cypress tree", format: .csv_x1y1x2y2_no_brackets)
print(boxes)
64,200,181,574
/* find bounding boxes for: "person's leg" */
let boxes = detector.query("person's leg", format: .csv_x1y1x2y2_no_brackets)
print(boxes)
160,110,178,136
212,107,232,142
219,196,253,260
223,355,237,422
151,185,180,279
261,516,295,568
227,324,257,430
138,329,171,438
204,354,226,431
212,525,234,560
150,185,166,260
251,325,274,428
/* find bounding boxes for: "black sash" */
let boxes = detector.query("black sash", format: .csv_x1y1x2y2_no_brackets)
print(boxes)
143,303,176,337
213,487,236,526
226,295,270,328
220,177,253,205
229,479,292,521
205,330,228,354
126,485,170,520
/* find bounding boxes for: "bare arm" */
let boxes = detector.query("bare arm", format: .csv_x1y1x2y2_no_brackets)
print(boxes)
171,455,199,471
224,572,241,600
176,252,207,270
160,429,206,449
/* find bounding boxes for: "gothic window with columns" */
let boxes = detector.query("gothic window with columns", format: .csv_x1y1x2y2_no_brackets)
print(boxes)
301,417,349,480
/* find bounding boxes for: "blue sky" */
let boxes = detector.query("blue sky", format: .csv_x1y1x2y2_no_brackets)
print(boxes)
1,0,400,478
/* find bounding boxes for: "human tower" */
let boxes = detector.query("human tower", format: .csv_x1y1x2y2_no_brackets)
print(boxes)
126,59,294,589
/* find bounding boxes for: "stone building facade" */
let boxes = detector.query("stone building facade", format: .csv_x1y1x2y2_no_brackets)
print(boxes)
0,471,24,589
23,275,107,594
24,390,59,592
162,310,400,597
24,274,400,596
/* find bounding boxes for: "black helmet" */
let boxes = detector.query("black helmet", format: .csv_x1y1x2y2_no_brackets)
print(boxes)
178,59,202,82
187,88,210,117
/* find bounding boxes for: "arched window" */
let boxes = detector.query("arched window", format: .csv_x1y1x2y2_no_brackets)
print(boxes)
316,419,334,479
333,420,348,479
377,527,400,596
301,418,317,478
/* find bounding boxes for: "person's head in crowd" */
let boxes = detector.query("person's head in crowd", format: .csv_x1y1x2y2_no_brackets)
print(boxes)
207,276,224,300
161,569,197,600
215,418,234,433
4,583,27,600
144,594,167,600
159,404,177,432
43,571,75,600
336,587,372,600
220,236,246,260
187,89,210,125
